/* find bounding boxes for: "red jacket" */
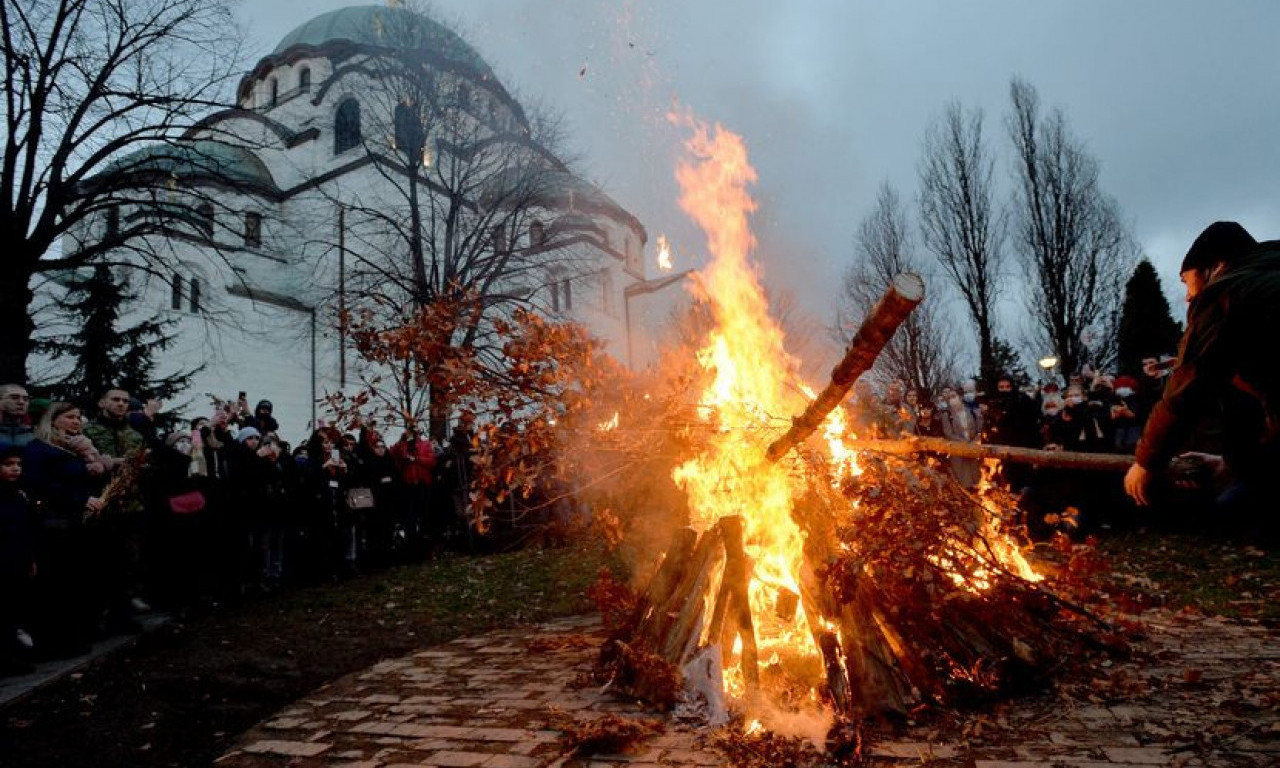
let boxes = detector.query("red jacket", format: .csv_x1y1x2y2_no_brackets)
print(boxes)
390,436,436,486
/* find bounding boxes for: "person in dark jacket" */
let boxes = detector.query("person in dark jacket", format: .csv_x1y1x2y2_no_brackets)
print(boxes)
1125,224,1280,525
0,384,34,451
22,403,108,656
146,431,214,611
242,399,280,436
356,428,399,566
0,446,37,671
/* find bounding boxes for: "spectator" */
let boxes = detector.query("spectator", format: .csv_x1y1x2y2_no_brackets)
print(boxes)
391,428,439,557
1111,375,1145,453
941,391,982,488
357,428,399,566
984,375,1040,491
0,384,34,451
242,399,280,436
83,388,151,618
146,430,214,612
22,403,107,657
0,446,37,672
301,427,352,579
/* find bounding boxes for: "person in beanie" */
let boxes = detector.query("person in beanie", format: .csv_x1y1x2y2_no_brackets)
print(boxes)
1176,221,1257,304
1125,225,1280,530
242,400,280,436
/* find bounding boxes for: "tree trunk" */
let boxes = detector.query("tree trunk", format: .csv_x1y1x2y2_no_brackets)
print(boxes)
0,269,36,383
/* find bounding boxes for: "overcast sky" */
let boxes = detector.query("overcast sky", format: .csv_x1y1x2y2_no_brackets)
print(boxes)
242,0,1280,363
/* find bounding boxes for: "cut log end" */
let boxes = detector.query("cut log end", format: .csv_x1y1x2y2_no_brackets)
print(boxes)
891,272,925,303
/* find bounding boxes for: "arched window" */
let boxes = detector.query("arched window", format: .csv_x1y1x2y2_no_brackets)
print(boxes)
171,274,184,310
244,212,262,247
268,78,279,108
529,220,545,248
393,103,424,157
334,98,361,154
298,67,311,93
189,278,201,313
196,202,214,239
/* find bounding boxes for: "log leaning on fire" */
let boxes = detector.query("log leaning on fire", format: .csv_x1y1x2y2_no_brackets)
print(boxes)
843,437,1136,472
766,272,925,462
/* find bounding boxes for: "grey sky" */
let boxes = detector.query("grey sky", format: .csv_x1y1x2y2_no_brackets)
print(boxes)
242,0,1280,364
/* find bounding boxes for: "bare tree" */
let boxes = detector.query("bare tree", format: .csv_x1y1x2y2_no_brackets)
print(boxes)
310,3,613,438
838,182,958,395
0,0,243,381
917,101,1006,388
1006,77,1135,379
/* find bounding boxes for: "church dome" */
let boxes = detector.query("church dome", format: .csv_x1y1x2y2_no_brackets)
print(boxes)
103,139,279,195
272,5,494,78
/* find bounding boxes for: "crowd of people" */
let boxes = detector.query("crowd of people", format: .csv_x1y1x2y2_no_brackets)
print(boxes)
846,362,1179,535
0,386,479,672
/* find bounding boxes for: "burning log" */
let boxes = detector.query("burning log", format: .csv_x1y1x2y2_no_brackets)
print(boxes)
840,437,1135,472
716,515,759,691
765,272,924,462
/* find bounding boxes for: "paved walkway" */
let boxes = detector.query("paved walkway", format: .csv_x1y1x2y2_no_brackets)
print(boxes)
215,611,1280,768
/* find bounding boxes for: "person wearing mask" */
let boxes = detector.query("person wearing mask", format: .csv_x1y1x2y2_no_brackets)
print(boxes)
942,391,982,488
983,375,1040,491
1111,375,1145,453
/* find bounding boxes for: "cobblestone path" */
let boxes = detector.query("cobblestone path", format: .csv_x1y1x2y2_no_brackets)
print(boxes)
216,611,1279,767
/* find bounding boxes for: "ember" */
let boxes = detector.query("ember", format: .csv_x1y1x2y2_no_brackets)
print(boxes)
588,109,1105,745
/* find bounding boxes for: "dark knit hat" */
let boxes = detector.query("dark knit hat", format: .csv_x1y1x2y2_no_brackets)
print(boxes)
1180,221,1257,273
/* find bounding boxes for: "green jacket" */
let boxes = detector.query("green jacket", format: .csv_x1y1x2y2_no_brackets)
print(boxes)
84,416,146,460
1136,247,1280,473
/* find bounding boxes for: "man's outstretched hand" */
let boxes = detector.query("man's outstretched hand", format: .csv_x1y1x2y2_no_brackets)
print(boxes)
1124,463,1151,506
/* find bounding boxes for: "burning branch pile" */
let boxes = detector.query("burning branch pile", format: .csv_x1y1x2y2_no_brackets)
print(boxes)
587,111,1110,732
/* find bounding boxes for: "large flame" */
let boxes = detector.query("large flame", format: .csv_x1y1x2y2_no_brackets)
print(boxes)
667,110,819,682
663,108,1038,707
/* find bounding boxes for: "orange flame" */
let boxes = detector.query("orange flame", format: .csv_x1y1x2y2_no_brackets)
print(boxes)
663,107,1039,708
667,109,816,675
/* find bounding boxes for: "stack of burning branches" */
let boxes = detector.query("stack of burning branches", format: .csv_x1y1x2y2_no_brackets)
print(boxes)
594,274,1117,725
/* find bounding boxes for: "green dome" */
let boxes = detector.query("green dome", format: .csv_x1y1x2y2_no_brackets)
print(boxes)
105,140,278,193
273,5,493,77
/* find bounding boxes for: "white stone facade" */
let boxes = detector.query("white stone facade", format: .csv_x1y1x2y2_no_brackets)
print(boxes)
48,5,679,442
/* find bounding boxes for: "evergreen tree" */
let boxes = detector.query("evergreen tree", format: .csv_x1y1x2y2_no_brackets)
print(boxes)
1116,259,1182,377
984,337,1031,388
40,264,199,412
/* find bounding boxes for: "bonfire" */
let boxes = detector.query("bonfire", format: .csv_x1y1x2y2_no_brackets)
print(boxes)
587,110,1112,749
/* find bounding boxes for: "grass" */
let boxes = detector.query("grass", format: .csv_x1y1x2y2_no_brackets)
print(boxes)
1096,529,1280,621
0,540,618,768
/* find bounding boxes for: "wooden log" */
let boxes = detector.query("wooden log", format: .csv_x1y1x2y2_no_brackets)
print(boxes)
816,630,852,713
641,527,722,652
839,436,1135,472
719,515,759,691
766,273,924,462
660,525,725,664
620,527,698,642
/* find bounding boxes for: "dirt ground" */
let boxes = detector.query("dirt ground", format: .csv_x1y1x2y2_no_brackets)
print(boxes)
0,531,1275,768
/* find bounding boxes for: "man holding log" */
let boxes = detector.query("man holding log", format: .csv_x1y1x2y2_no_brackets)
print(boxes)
1124,222,1280,522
